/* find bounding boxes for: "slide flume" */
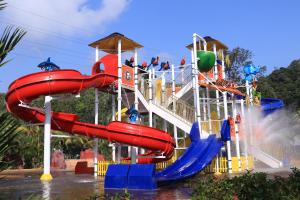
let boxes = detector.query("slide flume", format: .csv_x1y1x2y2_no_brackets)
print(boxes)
156,122,223,184
5,68,174,163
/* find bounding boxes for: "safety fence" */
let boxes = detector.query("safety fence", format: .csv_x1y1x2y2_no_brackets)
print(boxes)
97,156,253,176
204,156,254,173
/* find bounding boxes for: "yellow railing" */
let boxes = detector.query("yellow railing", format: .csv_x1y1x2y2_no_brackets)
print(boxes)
98,156,254,176
204,156,254,173
98,157,177,176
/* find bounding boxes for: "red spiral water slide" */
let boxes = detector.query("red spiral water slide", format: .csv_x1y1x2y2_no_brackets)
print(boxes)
5,55,174,163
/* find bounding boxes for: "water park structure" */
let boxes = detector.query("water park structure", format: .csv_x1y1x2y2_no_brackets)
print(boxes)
5,32,285,189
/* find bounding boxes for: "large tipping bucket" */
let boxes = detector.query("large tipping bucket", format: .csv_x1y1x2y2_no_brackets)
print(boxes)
197,50,216,72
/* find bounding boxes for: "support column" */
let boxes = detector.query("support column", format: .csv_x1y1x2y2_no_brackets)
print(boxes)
206,87,212,135
202,90,207,121
40,95,53,181
111,95,116,162
93,46,100,177
240,98,248,169
171,64,178,157
149,69,153,128
223,91,232,173
93,89,99,177
232,95,241,172
117,39,122,163
131,48,139,164
161,71,167,133
192,34,202,138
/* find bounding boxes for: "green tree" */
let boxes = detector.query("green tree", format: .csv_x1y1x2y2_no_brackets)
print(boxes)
258,59,300,111
0,112,21,171
225,47,253,84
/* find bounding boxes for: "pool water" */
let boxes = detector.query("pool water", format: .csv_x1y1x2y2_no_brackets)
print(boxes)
0,171,193,199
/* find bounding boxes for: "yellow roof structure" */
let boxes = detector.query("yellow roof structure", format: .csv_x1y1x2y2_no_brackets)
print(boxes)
186,36,228,51
89,32,143,53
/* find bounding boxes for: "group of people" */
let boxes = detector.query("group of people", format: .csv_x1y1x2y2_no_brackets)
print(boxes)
125,56,186,72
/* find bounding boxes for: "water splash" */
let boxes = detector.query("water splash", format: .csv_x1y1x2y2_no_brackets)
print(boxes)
241,106,300,168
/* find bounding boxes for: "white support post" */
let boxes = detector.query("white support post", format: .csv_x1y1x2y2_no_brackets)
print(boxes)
117,39,122,163
240,98,248,169
181,66,184,83
111,95,116,162
192,33,202,138
202,90,207,121
131,48,139,164
223,91,232,173
134,48,139,111
40,95,53,181
216,91,221,119
117,40,122,121
219,47,231,173
93,89,99,177
93,46,100,177
191,50,197,120
232,95,241,172
171,65,178,148
246,80,253,145
162,71,167,133
221,50,225,79
213,44,218,81
172,65,178,157
149,69,153,128
206,87,212,135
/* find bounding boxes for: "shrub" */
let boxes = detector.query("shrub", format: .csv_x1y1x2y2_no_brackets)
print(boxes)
192,168,300,200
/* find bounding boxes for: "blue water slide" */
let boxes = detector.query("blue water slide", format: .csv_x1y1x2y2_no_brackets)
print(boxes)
155,122,223,184
261,98,284,114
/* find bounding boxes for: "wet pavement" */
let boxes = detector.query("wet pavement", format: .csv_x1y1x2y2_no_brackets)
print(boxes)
0,171,193,200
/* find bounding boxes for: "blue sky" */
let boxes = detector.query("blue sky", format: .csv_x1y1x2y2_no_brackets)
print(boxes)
0,0,300,92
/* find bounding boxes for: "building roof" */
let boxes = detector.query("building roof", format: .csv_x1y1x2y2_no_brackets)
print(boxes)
186,36,228,51
89,32,143,53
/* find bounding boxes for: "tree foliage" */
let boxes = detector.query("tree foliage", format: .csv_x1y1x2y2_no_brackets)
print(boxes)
0,0,6,10
192,168,300,200
0,1,26,68
0,89,115,168
226,47,253,84
258,59,300,111
0,112,21,171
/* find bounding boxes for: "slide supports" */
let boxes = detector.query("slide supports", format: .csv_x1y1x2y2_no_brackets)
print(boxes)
40,95,53,181
232,95,241,172
94,89,99,177
223,91,232,173
94,46,99,177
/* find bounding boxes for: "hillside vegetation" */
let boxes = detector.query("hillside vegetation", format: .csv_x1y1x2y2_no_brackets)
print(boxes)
258,59,300,114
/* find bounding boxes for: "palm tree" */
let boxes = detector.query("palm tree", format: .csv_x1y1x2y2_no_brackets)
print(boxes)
0,0,26,68
0,0,26,171
0,0,6,10
0,112,21,171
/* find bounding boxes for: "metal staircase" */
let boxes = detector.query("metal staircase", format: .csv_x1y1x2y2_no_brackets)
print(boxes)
136,89,192,133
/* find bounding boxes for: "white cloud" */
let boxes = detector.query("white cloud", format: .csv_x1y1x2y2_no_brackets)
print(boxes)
2,0,131,40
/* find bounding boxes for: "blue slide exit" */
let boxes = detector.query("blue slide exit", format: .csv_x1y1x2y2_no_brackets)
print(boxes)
155,122,223,184
261,98,284,115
